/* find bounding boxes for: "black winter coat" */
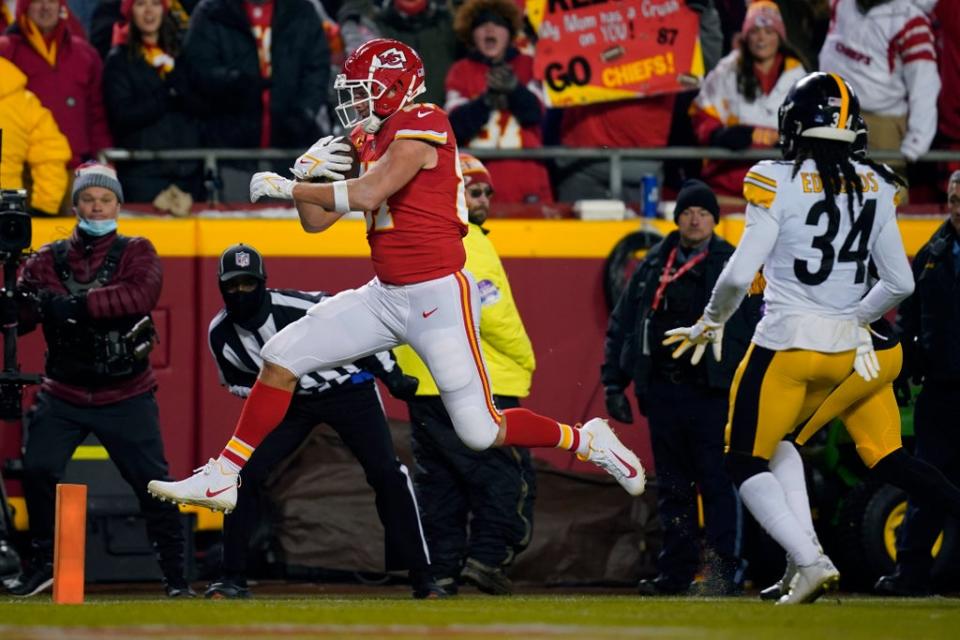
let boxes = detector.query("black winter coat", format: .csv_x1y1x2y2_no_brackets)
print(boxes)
896,221,960,383
182,0,328,148
602,231,762,399
103,44,204,202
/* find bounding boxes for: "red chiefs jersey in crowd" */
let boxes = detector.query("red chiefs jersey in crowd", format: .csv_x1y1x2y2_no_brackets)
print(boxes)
353,103,468,286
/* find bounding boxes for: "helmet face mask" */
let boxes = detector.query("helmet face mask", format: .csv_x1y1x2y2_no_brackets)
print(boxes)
334,76,386,133
334,39,426,133
778,72,860,159
852,115,868,160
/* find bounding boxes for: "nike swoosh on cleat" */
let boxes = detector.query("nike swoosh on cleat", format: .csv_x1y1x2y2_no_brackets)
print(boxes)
422,307,439,318
205,486,234,498
611,451,638,478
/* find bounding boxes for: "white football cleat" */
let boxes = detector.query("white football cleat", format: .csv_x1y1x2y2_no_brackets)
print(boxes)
760,556,797,601
777,555,839,605
578,418,646,496
147,459,239,513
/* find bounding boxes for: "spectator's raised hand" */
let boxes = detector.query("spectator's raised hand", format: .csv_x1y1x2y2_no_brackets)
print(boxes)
709,125,755,150
487,64,519,94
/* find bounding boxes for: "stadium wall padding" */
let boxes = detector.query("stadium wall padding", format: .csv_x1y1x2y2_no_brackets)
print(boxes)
0,216,946,488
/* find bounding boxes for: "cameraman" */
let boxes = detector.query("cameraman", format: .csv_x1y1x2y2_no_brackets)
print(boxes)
5,163,192,598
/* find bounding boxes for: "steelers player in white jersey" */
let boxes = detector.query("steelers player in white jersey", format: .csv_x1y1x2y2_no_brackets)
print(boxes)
754,119,960,602
663,72,915,604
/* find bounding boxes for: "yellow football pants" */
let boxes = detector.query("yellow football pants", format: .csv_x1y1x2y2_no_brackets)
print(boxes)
725,344,857,460
794,345,904,468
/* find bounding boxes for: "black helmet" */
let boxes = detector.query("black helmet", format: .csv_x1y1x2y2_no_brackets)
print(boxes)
218,243,266,282
778,72,860,159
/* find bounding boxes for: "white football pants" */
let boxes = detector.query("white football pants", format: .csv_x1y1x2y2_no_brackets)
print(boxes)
260,271,502,450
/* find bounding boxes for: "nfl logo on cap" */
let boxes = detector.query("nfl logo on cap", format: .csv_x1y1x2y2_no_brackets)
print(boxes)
219,243,266,281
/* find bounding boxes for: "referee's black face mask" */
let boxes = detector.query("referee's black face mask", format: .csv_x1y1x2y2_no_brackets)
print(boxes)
220,276,266,322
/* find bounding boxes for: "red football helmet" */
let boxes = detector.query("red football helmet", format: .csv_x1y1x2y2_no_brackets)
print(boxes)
334,38,426,133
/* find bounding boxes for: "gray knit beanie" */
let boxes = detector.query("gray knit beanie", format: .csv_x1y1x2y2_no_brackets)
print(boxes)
72,162,124,204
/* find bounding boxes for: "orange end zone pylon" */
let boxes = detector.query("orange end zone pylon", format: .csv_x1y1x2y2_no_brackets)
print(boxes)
53,483,86,604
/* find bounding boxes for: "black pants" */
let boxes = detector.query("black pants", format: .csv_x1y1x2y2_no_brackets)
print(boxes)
408,395,536,581
644,378,743,586
895,381,960,578
222,382,429,576
22,391,186,581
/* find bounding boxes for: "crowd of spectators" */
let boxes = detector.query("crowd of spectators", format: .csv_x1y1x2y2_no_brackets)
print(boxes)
0,0,955,210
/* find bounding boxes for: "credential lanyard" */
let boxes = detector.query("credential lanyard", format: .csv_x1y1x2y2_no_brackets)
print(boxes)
650,246,708,312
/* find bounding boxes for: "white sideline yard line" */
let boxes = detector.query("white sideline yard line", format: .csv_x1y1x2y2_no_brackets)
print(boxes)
0,624,702,640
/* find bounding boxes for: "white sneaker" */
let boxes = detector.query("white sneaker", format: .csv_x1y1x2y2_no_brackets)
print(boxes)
578,418,646,496
777,555,840,605
147,459,239,513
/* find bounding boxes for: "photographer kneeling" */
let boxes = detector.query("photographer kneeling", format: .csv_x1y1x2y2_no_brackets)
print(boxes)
5,163,192,598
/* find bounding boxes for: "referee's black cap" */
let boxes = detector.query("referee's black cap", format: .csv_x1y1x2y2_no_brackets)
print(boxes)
218,243,267,282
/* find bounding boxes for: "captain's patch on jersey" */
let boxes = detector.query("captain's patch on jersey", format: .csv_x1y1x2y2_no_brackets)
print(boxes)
477,279,501,306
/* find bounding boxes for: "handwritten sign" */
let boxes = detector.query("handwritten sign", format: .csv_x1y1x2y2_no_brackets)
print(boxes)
527,0,704,107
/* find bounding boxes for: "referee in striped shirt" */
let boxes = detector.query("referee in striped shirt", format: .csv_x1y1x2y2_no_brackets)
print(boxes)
205,244,443,599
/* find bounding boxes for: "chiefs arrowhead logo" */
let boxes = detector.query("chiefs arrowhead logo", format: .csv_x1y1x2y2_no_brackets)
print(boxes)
375,48,407,70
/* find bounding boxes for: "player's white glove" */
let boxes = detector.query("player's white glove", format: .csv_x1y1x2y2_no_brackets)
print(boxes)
662,318,724,365
250,172,294,202
291,135,354,181
853,326,881,382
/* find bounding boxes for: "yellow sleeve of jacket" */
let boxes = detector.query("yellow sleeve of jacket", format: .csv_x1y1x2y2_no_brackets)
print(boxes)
394,224,536,398
464,223,535,398
24,90,71,215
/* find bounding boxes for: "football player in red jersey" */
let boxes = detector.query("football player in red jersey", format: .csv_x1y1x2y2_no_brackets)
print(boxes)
149,39,645,524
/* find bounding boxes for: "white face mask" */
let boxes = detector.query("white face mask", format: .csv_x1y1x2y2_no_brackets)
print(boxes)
77,217,118,236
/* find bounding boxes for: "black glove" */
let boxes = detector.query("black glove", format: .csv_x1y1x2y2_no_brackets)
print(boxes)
893,371,912,407
164,66,188,104
683,0,709,12
227,69,271,92
605,390,634,424
40,292,87,325
710,125,755,151
384,368,420,402
487,64,519,94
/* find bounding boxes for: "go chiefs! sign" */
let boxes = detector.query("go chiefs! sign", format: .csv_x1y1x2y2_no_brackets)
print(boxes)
528,0,704,107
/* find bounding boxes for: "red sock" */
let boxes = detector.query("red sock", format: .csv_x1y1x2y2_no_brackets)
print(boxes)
219,381,293,469
501,407,580,452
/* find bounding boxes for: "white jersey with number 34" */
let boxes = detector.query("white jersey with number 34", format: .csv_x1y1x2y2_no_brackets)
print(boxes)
703,158,914,352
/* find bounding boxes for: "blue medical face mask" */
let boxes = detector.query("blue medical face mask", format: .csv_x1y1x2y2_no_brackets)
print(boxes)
77,217,118,236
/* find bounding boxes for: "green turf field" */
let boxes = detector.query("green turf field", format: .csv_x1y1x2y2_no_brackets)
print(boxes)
1,595,959,640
